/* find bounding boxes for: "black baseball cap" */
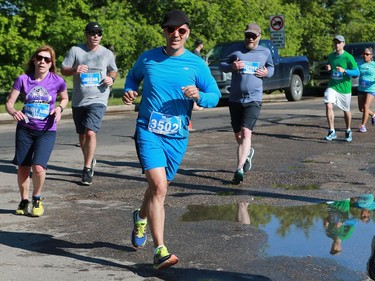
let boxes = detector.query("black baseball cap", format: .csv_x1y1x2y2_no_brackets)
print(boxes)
194,39,203,47
85,22,102,32
161,9,190,28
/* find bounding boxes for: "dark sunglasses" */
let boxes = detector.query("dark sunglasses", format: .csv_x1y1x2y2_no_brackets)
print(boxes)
35,55,52,64
87,31,102,37
245,33,260,40
164,26,188,35
364,53,373,56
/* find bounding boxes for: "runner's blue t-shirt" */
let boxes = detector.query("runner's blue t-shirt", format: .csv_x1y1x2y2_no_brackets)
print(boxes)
125,47,221,138
358,60,375,93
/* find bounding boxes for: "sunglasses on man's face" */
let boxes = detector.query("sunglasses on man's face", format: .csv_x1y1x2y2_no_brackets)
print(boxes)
87,31,102,37
245,33,259,40
35,55,52,64
164,26,188,35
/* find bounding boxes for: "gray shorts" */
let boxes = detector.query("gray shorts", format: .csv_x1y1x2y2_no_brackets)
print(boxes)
229,101,262,133
72,104,106,134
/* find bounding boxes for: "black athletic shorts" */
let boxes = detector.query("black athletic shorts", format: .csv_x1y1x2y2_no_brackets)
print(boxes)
229,101,262,133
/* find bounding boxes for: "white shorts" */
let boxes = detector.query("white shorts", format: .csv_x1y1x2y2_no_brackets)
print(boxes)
324,88,351,112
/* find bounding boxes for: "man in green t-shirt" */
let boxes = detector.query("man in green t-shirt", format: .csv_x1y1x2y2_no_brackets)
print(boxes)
324,35,359,142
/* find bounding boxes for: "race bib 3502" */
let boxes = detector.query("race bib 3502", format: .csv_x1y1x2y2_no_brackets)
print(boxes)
148,111,181,135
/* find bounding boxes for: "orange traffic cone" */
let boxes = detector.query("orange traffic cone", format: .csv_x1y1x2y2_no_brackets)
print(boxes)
188,120,193,131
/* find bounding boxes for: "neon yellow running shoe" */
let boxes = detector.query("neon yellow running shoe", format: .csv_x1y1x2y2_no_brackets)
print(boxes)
31,198,44,217
153,245,178,270
15,199,30,215
131,209,147,248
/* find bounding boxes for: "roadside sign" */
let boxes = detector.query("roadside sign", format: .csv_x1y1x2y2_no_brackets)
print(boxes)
270,15,284,32
270,15,285,49
270,31,285,49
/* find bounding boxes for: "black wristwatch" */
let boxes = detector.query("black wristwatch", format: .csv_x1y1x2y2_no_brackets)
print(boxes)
58,105,64,113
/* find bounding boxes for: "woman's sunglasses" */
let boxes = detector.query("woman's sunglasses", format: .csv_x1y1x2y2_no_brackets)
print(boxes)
35,55,52,64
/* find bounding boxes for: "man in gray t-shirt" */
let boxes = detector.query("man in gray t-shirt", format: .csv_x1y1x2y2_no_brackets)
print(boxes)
61,22,117,186
219,23,274,184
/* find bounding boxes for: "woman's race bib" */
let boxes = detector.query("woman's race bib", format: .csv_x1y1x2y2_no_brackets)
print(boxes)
360,79,372,87
148,111,181,135
24,103,50,120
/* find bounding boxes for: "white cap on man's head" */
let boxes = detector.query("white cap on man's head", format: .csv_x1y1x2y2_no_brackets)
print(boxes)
244,23,261,35
333,35,345,42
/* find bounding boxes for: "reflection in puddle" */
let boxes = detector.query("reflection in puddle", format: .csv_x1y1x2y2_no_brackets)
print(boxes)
181,194,375,273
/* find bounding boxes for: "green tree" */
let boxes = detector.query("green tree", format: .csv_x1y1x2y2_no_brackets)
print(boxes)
2,0,375,91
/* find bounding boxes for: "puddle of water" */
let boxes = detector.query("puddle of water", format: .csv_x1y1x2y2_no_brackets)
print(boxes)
181,195,375,273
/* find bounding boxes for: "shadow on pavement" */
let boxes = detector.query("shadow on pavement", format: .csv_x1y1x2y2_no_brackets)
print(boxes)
0,230,271,281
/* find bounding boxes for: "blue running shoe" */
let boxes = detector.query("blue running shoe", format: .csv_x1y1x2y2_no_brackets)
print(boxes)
153,245,179,270
324,130,337,141
131,209,147,248
243,148,255,172
345,130,352,142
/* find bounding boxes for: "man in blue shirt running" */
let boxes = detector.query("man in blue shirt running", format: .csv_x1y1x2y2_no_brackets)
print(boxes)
122,9,221,270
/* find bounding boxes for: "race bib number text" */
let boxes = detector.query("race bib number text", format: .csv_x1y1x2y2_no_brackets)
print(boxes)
80,72,101,87
148,111,181,135
242,61,260,74
331,70,344,80
24,103,50,120
360,79,372,87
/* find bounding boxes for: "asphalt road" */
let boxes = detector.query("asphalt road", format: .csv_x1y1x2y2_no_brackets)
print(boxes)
0,95,374,281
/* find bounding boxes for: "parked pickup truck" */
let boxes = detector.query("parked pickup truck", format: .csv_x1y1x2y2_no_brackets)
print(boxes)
313,42,375,89
205,39,310,101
